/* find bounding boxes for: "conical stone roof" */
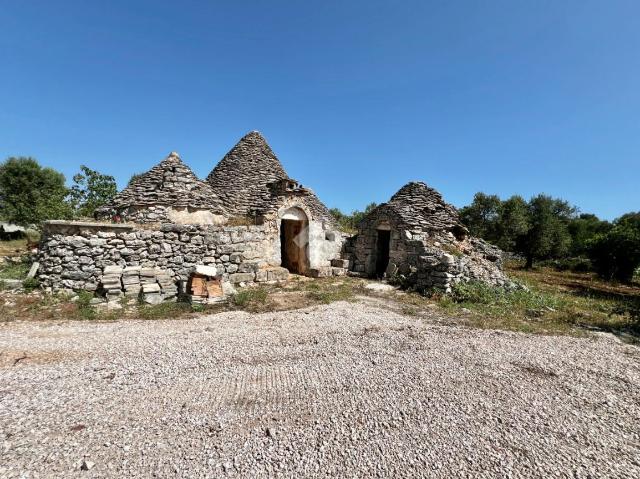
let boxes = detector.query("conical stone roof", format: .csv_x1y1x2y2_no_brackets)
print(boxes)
206,131,333,223
206,131,288,217
380,181,462,232
99,152,227,214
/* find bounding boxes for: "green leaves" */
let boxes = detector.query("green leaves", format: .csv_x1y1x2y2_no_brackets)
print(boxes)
0,158,118,227
588,215,640,283
0,157,72,226
68,165,117,218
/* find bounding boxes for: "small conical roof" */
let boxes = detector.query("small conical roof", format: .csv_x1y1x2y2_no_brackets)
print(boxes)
380,181,461,231
99,152,226,213
206,131,290,217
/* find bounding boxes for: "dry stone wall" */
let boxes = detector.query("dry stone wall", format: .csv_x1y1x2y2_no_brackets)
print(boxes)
351,206,511,293
37,221,284,294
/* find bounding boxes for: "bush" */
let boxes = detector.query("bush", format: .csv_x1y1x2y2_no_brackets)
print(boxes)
138,302,194,320
447,281,561,311
588,224,640,283
76,291,97,320
22,277,39,292
233,288,269,308
538,257,592,273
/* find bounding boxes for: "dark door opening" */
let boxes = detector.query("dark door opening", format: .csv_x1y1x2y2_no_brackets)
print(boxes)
375,230,391,278
280,219,306,274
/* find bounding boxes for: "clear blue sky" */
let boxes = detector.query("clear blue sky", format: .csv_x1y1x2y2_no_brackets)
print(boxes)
2,1,639,220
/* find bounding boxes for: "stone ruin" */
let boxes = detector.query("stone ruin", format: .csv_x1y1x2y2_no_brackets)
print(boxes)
348,182,510,293
37,132,345,303
95,152,227,225
36,132,511,303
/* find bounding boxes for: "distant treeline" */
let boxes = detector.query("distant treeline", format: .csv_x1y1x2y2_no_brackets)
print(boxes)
330,193,639,283
459,193,640,283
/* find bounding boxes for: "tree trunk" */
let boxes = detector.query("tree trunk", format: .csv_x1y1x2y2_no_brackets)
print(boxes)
525,255,534,269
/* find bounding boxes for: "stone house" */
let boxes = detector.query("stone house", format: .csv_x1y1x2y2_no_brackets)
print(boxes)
350,181,509,292
205,131,343,276
38,132,346,296
37,132,510,299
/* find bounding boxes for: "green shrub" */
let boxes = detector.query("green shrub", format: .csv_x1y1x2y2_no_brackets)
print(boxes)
138,302,193,320
448,281,561,311
233,288,269,308
0,259,30,279
588,223,640,283
22,277,39,292
76,291,97,320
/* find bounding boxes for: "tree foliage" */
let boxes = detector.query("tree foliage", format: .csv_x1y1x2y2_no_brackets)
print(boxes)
459,193,501,241
568,213,611,256
587,212,640,283
517,195,575,268
68,165,117,218
0,157,72,226
330,202,378,233
460,192,576,267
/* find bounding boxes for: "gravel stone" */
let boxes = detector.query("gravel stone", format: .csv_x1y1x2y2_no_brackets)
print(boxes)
1,300,638,478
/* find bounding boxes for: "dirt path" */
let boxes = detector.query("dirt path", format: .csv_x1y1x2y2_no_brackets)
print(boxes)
1,299,639,478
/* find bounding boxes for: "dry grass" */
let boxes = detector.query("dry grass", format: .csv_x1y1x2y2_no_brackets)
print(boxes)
3,263,638,343
0,239,29,256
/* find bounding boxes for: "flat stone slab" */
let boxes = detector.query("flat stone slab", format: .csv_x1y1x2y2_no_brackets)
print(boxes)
364,282,397,292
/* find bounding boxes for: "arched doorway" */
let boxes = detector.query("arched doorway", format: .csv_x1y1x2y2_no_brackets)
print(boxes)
279,207,309,274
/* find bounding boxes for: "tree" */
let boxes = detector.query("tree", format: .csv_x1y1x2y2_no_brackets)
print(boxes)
568,213,611,256
330,202,378,233
516,195,575,268
459,193,501,242
494,195,529,252
588,212,640,283
68,165,117,218
0,157,72,226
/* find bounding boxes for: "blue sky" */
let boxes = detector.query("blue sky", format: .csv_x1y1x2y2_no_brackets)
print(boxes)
2,1,638,220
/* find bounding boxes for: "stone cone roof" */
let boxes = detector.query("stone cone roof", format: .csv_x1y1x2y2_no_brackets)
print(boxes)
206,131,288,217
206,131,333,223
98,152,227,214
380,181,463,232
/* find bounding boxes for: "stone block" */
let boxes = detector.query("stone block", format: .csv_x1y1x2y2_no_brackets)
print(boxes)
255,270,268,282
308,267,332,278
267,267,289,282
332,267,347,277
331,259,349,268
103,265,124,275
195,265,217,277
229,272,255,283
238,262,258,273
142,283,161,293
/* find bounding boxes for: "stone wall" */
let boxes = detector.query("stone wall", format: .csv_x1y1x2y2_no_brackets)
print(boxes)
37,221,285,293
351,211,509,293
101,205,226,225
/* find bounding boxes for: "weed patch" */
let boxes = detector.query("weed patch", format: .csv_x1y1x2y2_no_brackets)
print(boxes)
138,302,194,320
0,260,30,280
233,287,269,309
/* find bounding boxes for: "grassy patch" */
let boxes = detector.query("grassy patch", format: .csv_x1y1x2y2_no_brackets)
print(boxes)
305,281,356,304
0,239,29,256
138,301,195,320
232,287,270,310
432,268,640,337
81,291,102,319
0,260,30,279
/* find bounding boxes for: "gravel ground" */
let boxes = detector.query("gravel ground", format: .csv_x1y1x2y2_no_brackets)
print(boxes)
1,299,639,478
